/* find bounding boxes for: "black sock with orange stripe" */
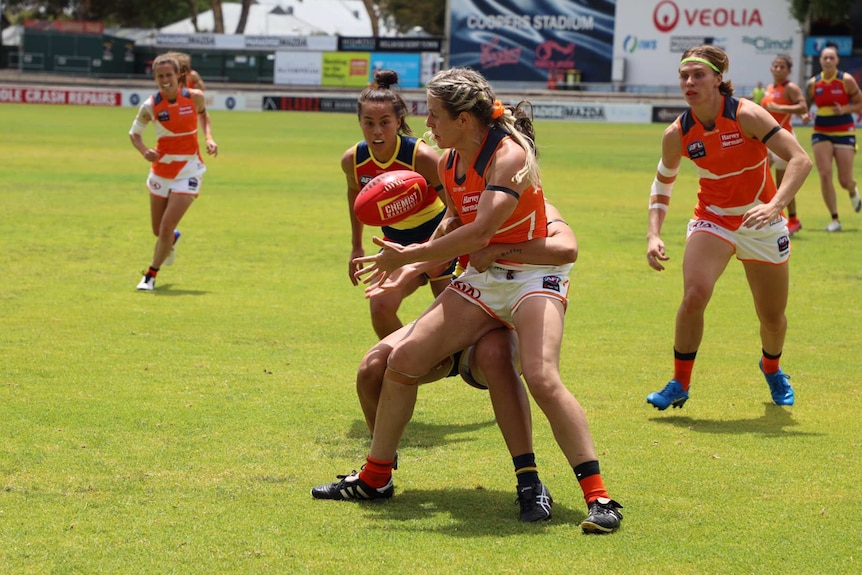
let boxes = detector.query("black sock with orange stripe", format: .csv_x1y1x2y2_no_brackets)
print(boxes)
147,266,159,278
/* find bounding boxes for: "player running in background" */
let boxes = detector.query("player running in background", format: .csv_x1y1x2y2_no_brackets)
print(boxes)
761,54,807,235
129,53,218,291
645,46,811,410
803,44,862,231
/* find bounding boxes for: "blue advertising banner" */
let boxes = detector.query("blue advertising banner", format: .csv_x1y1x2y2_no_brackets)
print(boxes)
448,0,616,85
804,36,853,57
369,53,422,88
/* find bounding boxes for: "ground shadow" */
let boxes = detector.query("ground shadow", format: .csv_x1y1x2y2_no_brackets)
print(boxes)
147,284,209,296
357,486,585,538
347,418,498,450
650,403,822,437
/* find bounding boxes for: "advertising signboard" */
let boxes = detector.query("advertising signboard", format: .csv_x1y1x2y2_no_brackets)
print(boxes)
448,0,615,86
613,0,804,89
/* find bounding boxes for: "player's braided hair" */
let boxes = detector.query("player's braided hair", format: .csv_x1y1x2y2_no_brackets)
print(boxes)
426,67,539,187
357,69,413,135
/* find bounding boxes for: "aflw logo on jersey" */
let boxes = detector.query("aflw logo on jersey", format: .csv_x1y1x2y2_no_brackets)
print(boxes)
687,140,706,159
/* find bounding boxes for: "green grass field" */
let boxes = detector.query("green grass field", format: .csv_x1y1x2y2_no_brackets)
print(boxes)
1,103,860,574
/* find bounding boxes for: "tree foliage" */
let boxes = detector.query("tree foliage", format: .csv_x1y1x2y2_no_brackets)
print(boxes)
787,0,857,26
377,0,445,36
3,0,211,28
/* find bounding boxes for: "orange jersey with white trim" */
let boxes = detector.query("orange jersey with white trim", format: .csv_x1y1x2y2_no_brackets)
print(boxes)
761,80,794,132
444,126,547,245
143,88,203,179
677,96,776,231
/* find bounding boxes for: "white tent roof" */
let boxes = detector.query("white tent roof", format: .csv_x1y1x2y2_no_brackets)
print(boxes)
159,0,378,37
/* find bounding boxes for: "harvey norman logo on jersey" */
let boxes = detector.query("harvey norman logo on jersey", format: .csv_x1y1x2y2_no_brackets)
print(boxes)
613,0,803,89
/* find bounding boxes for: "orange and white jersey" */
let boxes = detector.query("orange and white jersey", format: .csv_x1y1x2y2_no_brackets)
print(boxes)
444,126,547,254
677,96,776,231
762,80,794,132
135,88,205,180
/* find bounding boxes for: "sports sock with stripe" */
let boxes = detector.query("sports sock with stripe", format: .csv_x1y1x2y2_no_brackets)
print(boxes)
574,460,610,505
513,453,539,489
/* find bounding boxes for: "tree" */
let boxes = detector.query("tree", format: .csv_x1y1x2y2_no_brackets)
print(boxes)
787,0,856,26
234,0,252,34
3,0,210,29
209,0,223,33
361,0,378,37
377,0,445,36
187,0,199,32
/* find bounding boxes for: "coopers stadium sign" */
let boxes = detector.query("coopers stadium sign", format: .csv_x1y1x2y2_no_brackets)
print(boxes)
466,14,596,31
449,0,614,84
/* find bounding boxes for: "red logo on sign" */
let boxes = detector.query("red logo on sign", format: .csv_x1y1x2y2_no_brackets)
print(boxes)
653,0,679,33
654,0,763,33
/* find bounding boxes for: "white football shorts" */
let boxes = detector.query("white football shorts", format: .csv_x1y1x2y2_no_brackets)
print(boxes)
446,262,573,328
686,217,790,264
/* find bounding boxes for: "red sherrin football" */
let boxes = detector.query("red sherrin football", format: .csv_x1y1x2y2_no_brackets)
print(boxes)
354,170,428,227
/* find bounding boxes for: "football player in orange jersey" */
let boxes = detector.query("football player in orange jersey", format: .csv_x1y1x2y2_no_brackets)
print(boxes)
316,68,623,534
762,54,807,234
129,53,217,291
645,46,811,411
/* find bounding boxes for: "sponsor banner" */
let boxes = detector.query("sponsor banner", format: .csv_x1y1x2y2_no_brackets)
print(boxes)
448,0,615,85
339,37,443,53
24,19,104,34
0,86,120,106
532,102,652,123
651,105,688,123
274,51,323,85
322,53,371,87
261,96,359,112
614,0,803,89
122,90,249,111
370,53,422,88
804,36,853,57
156,34,337,52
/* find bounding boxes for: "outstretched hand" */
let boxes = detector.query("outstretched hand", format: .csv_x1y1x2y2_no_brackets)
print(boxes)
352,236,411,285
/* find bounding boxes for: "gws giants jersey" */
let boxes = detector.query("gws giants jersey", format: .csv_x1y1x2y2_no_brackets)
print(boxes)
144,87,204,180
677,96,776,231
443,126,547,255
